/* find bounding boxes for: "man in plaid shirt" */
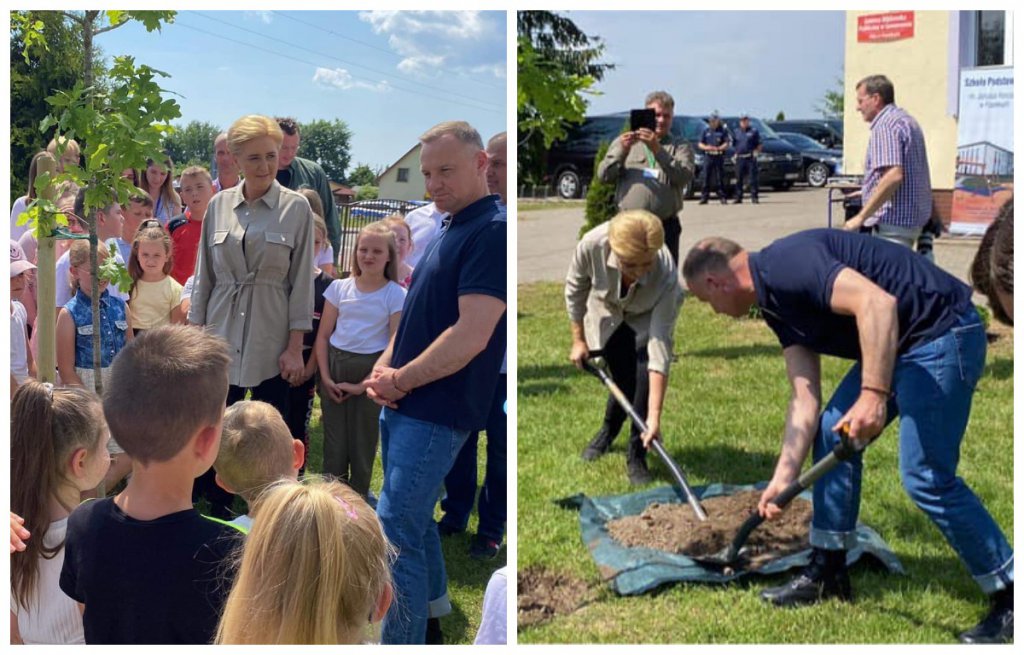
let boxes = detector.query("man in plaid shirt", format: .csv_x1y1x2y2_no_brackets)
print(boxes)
844,75,933,250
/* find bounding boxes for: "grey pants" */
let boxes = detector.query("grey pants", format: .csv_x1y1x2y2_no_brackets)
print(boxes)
318,347,382,496
875,222,922,250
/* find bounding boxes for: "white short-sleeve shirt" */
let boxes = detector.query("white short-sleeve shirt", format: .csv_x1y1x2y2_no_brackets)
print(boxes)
323,278,406,354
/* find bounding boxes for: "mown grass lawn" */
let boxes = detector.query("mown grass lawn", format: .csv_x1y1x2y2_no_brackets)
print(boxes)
518,281,1013,644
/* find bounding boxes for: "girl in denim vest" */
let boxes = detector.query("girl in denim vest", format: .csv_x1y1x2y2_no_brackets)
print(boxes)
56,239,134,492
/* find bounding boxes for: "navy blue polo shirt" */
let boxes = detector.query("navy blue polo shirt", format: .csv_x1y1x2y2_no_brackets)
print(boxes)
391,194,506,431
733,126,761,155
748,229,973,360
700,125,732,151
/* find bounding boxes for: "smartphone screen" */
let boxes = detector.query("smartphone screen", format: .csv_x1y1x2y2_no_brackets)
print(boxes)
630,108,657,132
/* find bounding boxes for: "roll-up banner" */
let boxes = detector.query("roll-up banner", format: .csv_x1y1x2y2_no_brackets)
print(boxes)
951,66,1013,236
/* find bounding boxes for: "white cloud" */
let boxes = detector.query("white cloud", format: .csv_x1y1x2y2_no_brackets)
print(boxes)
313,68,390,93
397,54,446,76
358,11,504,81
245,11,272,25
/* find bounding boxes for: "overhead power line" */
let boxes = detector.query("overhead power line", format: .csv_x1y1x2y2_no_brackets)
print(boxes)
272,10,507,93
187,11,504,112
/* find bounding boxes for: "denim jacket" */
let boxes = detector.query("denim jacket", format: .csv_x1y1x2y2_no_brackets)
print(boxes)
64,289,129,368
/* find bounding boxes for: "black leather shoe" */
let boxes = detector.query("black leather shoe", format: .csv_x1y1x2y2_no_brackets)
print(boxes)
752,198,760,204
436,520,464,537
732,199,743,204
698,199,709,205
760,570,852,607
761,549,852,607
469,535,501,560
959,589,1013,644
582,426,615,461
627,458,653,485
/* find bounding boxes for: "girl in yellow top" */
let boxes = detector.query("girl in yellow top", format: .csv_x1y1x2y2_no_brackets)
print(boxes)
128,225,184,334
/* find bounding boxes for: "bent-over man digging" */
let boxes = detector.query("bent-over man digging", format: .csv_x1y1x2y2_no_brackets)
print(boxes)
678,228,1013,644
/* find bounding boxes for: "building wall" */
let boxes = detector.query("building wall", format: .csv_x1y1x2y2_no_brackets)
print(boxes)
378,145,426,202
843,11,960,190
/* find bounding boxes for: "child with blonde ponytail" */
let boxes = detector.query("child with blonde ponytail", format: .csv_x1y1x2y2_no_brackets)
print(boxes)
215,478,394,644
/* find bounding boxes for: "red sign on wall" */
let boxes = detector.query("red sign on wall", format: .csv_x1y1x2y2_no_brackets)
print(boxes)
857,12,915,43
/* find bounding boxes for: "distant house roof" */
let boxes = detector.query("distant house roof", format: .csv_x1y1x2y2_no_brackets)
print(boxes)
330,181,354,195
377,143,421,183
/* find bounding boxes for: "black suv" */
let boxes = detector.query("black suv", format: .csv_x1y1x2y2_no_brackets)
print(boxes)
766,119,843,150
546,113,801,199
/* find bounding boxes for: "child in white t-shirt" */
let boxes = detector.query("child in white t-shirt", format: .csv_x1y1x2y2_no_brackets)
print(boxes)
11,381,111,644
314,223,406,497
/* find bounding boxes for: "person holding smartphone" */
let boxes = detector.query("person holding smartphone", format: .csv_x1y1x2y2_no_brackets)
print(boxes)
597,90,695,264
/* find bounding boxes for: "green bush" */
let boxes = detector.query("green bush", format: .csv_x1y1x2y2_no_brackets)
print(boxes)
579,119,630,239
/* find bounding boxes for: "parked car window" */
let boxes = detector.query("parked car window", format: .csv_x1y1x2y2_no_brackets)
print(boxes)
778,132,829,151
722,116,782,139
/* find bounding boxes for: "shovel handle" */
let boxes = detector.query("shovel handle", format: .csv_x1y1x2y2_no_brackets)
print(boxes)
651,439,709,521
581,351,708,521
723,431,868,561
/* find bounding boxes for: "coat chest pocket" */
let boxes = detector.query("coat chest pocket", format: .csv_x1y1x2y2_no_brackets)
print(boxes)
263,231,295,275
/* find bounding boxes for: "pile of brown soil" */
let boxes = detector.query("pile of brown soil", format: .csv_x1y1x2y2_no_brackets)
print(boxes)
518,566,592,628
606,489,812,568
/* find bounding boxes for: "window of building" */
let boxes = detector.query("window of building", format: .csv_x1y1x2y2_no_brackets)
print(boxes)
397,167,410,183
977,11,1006,66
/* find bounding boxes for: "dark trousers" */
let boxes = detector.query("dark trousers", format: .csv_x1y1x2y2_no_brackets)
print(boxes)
735,156,759,201
600,324,649,463
661,215,681,265
700,155,727,201
285,375,315,477
192,374,291,519
439,374,507,543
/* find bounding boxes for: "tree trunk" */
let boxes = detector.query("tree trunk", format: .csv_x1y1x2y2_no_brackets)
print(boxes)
35,157,58,384
84,11,102,396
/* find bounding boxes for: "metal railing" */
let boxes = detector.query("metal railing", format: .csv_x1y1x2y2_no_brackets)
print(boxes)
334,198,427,276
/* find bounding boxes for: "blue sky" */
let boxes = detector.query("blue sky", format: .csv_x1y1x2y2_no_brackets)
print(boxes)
568,11,846,121
94,10,507,177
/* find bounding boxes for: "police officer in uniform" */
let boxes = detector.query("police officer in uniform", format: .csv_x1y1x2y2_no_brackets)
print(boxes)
698,111,731,204
732,113,762,204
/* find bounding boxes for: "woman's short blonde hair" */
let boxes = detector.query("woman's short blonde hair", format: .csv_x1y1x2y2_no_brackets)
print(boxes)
226,115,284,155
607,210,664,262
215,478,394,645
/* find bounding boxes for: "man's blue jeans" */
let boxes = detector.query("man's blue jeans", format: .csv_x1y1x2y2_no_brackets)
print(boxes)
439,374,508,543
378,407,470,644
810,307,1013,593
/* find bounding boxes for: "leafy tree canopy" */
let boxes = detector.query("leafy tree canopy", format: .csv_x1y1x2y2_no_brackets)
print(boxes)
164,120,221,174
347,163,380,187
299,118,353,183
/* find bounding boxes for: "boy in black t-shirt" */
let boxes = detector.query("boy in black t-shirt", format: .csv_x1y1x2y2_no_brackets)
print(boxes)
60,325,243,644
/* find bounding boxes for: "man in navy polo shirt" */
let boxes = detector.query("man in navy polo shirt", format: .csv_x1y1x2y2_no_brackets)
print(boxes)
679,229,1012,644
365,121,506,645
438,131,509,561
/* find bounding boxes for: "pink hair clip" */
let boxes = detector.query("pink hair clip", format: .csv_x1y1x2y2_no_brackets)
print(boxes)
334,495,358,520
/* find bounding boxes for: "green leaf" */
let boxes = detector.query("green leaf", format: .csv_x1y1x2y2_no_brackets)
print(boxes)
99,252,133,293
